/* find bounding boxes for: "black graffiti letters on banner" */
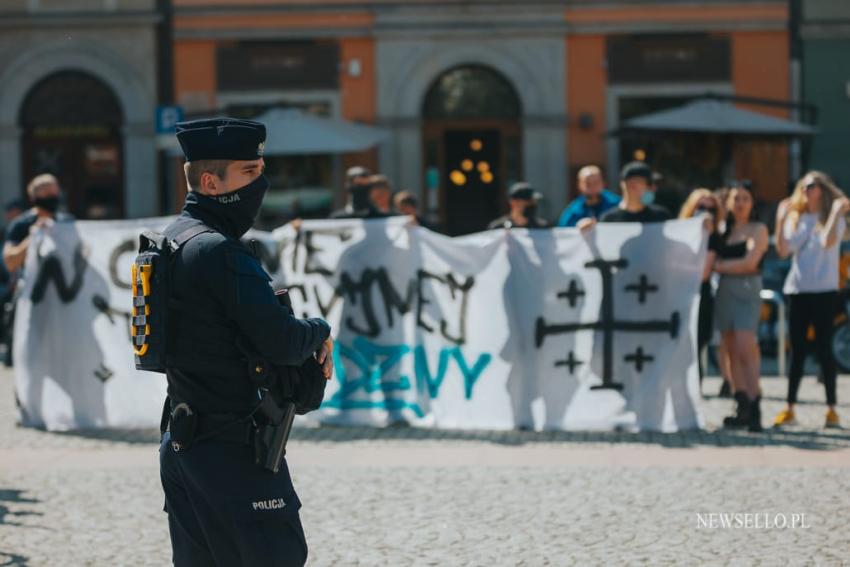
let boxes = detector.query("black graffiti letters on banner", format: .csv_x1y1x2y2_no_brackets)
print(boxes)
31,243,88,304
337,268,416,337
416,270,474,346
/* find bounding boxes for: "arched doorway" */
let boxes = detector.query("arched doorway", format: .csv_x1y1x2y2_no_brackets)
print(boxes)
20,71,124,219
422,65,522,235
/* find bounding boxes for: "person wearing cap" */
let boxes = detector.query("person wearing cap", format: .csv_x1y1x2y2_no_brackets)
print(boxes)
330,165,389,219
488,182,549,230
600,161,670,223
577,162,670,231
158,117,333,566
557,165,620,227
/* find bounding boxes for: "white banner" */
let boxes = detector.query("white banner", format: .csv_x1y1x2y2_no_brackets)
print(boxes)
15,216,706,432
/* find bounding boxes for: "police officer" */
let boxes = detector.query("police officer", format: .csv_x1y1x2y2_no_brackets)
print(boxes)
159,118,333,566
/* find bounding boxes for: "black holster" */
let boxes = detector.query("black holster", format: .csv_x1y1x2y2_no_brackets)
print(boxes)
253,392,296,474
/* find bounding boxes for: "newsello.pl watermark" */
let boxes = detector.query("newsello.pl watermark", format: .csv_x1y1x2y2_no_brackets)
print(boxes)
696,513,812,530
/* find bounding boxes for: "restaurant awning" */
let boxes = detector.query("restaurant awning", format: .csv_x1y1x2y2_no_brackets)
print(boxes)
254,108,390,155
615,99,816,137
160,108,390,155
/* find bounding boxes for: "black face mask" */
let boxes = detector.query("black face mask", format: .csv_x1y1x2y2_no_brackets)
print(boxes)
190,174,269,237
349,184,372,211
522,203,538,221
33,196,60,214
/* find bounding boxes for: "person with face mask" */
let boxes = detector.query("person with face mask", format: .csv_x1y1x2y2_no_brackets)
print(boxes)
2,174,72,275
487,182,549,230
329,165,389,219
158,118,333,567
1,175,72,366
589,161,670,225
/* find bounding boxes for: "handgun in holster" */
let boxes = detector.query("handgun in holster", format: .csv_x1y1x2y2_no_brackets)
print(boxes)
253,391,296,474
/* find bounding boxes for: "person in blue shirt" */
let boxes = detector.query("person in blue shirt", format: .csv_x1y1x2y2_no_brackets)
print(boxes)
557,165,620,227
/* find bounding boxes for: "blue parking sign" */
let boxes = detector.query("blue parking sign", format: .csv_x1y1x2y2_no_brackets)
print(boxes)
156,106,184,134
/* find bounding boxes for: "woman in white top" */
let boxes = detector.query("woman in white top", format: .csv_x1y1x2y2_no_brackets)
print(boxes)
774,171,850,428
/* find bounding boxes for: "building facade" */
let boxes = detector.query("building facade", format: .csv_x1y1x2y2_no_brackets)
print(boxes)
800,0,850,188
0,1,795,230
0,0,160,219
172,0,791,233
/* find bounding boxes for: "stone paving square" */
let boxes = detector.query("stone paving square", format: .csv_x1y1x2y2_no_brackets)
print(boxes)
2,370,850,566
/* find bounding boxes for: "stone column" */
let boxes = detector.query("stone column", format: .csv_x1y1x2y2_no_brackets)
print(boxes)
523,120,567,220
123,122,158,218
0,124,22,205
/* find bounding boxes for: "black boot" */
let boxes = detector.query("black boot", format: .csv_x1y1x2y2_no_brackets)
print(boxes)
723,392,750,428
748,395,763,432
718,380,732,399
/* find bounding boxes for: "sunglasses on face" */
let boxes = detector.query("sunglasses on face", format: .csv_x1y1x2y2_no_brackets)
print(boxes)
695,205,717,214
805,182,820,191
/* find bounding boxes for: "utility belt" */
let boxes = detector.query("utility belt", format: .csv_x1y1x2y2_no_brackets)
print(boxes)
160,392,296,474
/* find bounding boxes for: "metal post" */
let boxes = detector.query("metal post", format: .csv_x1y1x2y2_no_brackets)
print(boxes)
760,289,786,377
777,297,786,377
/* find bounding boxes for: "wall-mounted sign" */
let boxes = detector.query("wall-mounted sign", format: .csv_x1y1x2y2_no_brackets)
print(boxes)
217,41,339,91
607,34,731,84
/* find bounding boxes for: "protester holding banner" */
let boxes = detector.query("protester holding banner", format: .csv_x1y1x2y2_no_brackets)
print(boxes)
773,171,849,429
557,165,620,227
577,162,670,232
714,184,769,432
487,182,549,229
331,165,388,219
2,175,72,366
679,189,724,386
3,174,71,274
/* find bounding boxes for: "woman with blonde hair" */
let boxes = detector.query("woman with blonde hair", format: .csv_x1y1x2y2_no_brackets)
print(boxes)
679,189,724,387
714,184,769,431
774,171,850,428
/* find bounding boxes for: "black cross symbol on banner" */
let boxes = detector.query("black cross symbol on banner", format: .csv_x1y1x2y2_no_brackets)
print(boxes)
557,280,585,308
555,351,584,374
624,347,654,372
624,274,659,304
535,258,680,391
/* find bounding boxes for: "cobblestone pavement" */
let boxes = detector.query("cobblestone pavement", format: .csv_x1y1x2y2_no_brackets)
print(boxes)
2,370,850,566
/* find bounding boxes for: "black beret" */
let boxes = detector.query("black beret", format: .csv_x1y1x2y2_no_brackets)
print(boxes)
175,118,266,161
508,182,541,201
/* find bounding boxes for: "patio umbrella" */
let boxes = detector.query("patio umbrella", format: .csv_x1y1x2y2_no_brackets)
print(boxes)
616,99,815,137
253,108,390,155
159,108,390,155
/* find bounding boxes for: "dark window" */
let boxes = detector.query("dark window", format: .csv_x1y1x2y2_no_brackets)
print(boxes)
423,65,521,119
20,71,124,218
20,71,122,129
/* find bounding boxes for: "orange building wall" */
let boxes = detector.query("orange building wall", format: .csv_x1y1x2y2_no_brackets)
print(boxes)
173,40,217,112
732,31,791,201
340,37,378,175
566,34,607,197
174,12,373,31
565,3,787,25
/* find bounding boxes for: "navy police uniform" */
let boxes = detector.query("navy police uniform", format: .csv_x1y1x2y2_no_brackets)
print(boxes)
159,118,331,566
